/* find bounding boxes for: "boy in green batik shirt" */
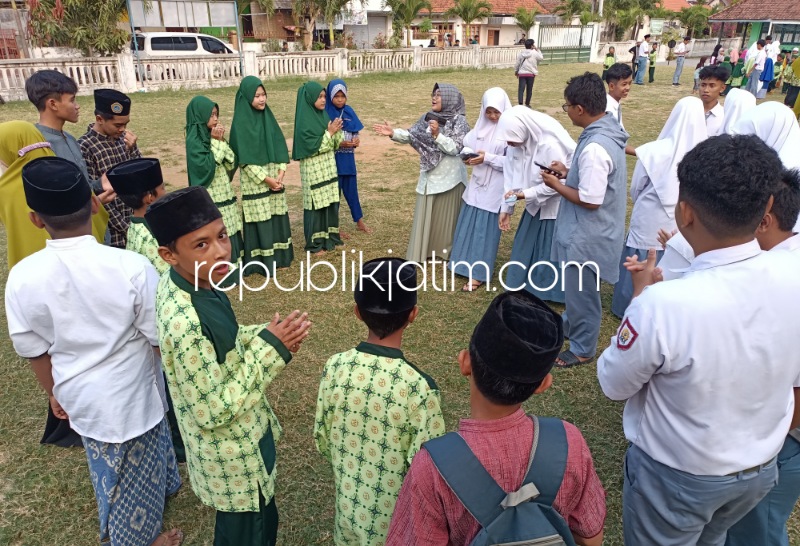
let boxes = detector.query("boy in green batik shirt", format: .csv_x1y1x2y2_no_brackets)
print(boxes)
146,186,311,546
107,158,168,274
314,257,445,546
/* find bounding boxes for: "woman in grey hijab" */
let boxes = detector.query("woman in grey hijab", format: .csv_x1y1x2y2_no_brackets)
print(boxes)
374,83,470,262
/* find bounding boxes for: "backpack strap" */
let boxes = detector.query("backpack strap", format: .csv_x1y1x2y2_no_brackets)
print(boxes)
424,432,507,529
522,416,568,506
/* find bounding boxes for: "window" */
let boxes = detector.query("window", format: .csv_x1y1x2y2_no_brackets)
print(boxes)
201,37,229,54
150,37,175,50
761,24,800,46
130,36,144,52
173,36,199,51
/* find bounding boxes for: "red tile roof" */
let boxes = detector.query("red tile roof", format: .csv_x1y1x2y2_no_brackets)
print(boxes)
429,0,549,16
709,0,800,22
659,0,691,12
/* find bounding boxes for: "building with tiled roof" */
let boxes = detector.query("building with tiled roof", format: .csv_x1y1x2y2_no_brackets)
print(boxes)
659,0,691,12
709,0,800,50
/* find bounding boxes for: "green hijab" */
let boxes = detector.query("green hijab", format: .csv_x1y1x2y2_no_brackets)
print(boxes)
291,81,329,161
185,96,217,187
230,76,289,168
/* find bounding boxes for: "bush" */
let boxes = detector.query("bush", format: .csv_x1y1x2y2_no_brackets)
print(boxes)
335,31,357,50
312,41,326,51
373,32,389,49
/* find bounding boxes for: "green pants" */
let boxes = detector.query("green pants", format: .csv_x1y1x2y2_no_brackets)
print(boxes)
214,428,279,546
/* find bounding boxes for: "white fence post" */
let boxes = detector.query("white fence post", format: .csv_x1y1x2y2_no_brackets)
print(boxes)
338,48,348,77
243,50,258,77
531,22,541,43
472,44,481,68
413,46,422,72
117,51,138,93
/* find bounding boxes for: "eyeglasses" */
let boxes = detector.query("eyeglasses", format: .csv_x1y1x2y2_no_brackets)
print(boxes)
561,103,572,112
432,91,441,98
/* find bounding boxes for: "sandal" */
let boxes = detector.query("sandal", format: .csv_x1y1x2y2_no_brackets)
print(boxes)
462,280,484,292
554,350,595,369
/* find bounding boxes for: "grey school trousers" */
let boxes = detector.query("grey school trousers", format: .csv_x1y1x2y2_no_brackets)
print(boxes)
623,443,777,546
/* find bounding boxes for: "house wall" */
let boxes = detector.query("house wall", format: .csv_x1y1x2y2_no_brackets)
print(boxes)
346,15,391,49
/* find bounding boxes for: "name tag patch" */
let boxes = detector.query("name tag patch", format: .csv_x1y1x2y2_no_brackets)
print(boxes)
617,318,638,351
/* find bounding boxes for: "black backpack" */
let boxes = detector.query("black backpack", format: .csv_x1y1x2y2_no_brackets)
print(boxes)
424,416,577,546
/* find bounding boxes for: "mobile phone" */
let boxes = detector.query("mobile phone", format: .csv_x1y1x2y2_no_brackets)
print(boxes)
504,194,518,204
460,152,480,160
534,161,561,176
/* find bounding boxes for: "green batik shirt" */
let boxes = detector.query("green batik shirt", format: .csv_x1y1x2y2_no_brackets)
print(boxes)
240,162,289,223
126,217,169,275
208,139,243,236
156,268,292,512
314,342,445,545
300,131,342,211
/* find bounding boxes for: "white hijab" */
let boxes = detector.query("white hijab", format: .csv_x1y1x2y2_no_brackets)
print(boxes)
636,96,708,213
463,87,512,152
731,102,800,171
495,105,576,190
721,88,757,135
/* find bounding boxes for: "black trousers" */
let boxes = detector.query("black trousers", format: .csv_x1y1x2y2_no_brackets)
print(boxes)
518,75,535,106
786,85,800,108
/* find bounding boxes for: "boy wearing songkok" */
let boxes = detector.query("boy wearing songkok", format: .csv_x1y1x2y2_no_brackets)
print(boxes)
79,88,141,248
386,291,606,546
108,158,168,274
598,136,800,545
314,257,445,545
147,186,311,546
5,157,182,546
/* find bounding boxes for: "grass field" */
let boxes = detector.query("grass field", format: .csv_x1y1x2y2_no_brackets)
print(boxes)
0,63,795,546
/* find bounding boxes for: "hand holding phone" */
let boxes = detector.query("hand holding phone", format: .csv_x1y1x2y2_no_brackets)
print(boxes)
535,161,564,178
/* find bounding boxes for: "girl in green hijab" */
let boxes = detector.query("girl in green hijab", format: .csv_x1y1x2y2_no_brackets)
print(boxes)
229,76,293,271
185,95,244,263
292,81,344,253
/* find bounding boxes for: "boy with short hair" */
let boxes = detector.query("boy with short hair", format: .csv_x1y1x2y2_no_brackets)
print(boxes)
5,157,182,546
598,135,800,545
148,186,311,546
541,72,629,368
605,62,632,130
25,70,114,203
386,291,606,546
725,168,800,546
672,36,691,85
698,65,730,136
635,34,651,85
79,88,142,248
314,257,445,545
746,39,767,96
107,158,168,274
648,43,658,83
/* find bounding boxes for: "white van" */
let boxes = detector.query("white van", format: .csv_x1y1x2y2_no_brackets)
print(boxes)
131,32,235,58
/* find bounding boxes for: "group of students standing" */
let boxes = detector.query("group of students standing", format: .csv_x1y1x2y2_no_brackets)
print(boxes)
2,59,800,546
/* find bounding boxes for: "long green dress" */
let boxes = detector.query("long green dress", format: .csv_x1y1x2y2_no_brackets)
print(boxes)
230,77,294,273
185,96,244,263
292,81,344,253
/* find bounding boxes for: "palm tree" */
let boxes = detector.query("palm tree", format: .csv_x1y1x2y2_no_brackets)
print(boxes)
293,0,322,50
318,0,364,46
514,7,538,39
555,0,589,22
386,0,433,46
445,0,492,45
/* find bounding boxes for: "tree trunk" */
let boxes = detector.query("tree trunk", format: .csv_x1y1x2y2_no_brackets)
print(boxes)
302,16,315,50
407,25,411,46
328,20,335,47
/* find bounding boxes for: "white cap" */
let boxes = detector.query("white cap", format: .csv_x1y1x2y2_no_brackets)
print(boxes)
794,47,799,52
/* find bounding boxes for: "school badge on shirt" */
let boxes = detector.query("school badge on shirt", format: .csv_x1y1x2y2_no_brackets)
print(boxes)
616,318,638,351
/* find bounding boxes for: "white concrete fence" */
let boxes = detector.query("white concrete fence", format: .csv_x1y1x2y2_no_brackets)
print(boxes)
596,37,744,65
0,46,526,102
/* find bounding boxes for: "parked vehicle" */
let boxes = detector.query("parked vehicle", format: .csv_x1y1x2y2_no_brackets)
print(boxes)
130,32,235,58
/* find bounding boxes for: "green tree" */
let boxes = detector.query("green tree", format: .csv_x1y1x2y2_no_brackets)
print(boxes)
555,0,589,21
293,0,322,50
677,4,710,37
444,0,492,45
28,0,143,56
514,6,539,38
385,0,433,46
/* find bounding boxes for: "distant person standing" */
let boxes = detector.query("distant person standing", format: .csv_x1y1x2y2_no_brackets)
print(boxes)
470,35,479,44
673,36,691,86
765,35,780,63
635,35,651,85
745,39,767,96
648,43,658,83
514,39,544,107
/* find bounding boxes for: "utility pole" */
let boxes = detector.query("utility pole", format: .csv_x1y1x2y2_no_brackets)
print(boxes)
10,0,31,58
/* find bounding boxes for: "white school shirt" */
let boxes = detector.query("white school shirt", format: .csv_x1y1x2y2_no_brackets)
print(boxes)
462,142,507,213
766,41,780,62
598,240,800,476
674,42,687,57
638,41,650,58
576,143,613,205
754,48,767,70
705,102,725,137
5,236,165,444
657,232,695,280
625,161,674,249
606,94,625,130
